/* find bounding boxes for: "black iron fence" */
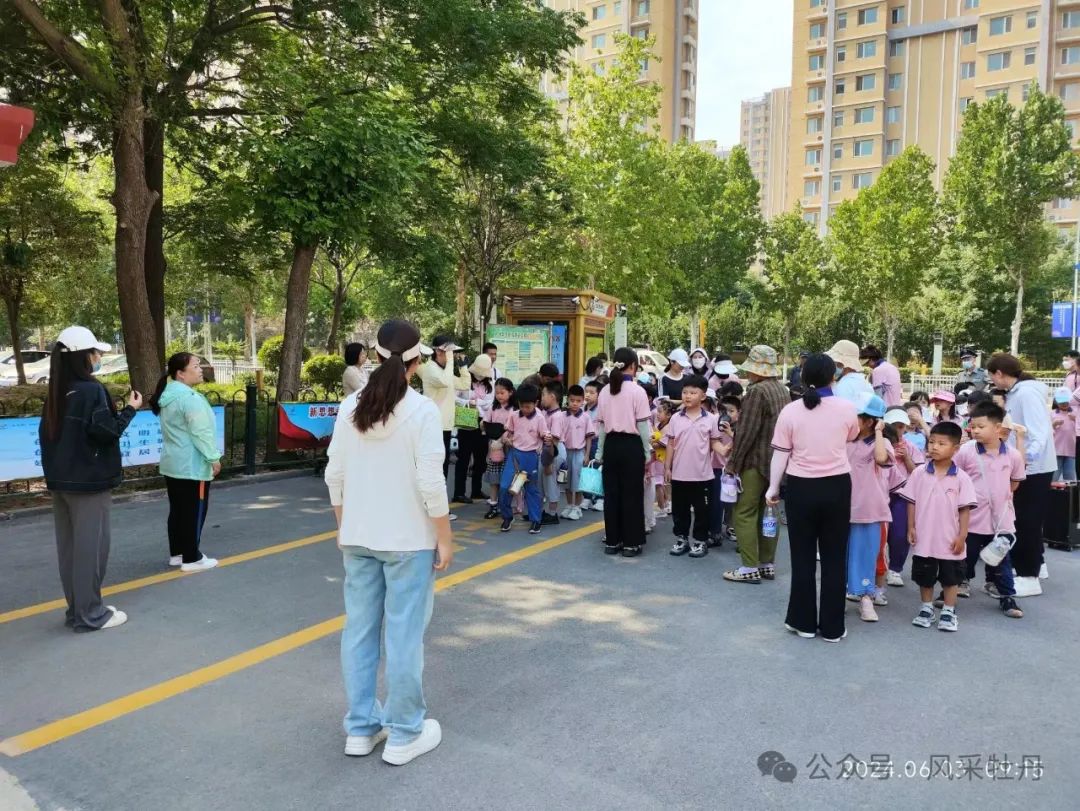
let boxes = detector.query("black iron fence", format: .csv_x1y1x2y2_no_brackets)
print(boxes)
0,385,330,507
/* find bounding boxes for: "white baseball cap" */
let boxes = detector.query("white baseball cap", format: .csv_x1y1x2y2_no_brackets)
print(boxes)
56,326,111,353
668,348,691,367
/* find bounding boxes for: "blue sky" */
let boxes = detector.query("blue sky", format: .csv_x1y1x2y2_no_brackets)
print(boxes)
695,0,794,147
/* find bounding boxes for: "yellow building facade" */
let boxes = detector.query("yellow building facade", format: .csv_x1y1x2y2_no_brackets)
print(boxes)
787,0,1080,232
542,0,700,142
741,87,792,219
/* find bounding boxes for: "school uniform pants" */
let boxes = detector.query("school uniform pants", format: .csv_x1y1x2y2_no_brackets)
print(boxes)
452,428,487,499
709,469,732,537
846,522,882,596
1011,471,1052,577
499,448,542,522
601,432,646,550
733,468,776,568
52,490,114,632
542,442,566,507
671,479,710,542
785,473,852,640
165,476,212,564
964,532,1017,597
886,495,910,573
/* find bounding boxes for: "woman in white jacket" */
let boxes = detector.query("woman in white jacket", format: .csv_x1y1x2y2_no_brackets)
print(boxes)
325,319,454,766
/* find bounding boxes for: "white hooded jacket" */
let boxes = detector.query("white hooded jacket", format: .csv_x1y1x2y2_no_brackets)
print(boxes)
325,387,449,551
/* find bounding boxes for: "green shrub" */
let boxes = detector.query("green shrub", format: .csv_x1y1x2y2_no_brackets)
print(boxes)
257,335,311,373
302,354,346,396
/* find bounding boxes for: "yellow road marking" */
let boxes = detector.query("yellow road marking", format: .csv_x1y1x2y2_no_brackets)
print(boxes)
0,531,337,625
0,521,602,757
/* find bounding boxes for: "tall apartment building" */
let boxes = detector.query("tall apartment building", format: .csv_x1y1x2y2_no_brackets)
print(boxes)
787,0,1080,233
541,0,700,142
740,87,792,219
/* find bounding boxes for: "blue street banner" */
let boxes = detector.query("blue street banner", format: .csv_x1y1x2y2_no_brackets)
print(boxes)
0,406,226,483
549,324,568,376
276,402,339,450
1052,302,1078,338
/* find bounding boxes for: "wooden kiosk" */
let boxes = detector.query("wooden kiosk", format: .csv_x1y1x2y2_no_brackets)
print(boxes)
497,288,620,385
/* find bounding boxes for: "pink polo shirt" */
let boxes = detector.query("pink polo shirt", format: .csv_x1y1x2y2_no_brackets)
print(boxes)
708,374,743,392
485,404,513,428
903,437,925,466
543,408,566,445
506,409,548,452
870,361,903,407
885,460,908,495
771,394,860,478
711,427,733,470
953,440,1026,535
663,409,722,482
560,409,594,450
898,463,978,560
596,379,651,434
1052,409,1076,456
846,436,895,523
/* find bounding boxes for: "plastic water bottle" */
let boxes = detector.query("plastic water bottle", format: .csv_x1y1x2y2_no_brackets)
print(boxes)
762,505,778,539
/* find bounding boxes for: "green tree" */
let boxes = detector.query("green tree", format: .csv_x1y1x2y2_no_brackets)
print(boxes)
760,207,827,365
828,146,941,359
943,86,1080,353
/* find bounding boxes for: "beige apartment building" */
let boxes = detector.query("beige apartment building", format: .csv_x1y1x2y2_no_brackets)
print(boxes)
787,0,1080,233
740,87,792,219
542,0,700,142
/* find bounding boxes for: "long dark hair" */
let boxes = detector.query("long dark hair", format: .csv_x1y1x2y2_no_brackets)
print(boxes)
800,353,835,411
492,377,516,410
149,352,198,415
986,352,1033,382
353,320,419,433
607,347,639,396
42,344,97,440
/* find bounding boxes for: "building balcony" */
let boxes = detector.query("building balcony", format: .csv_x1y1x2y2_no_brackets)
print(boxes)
683,3,697,22
680,116,694,128
1058,28,1080,46
683,34,697,49
682,61,696,73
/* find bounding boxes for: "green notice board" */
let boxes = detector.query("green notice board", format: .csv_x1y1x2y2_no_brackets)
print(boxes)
487,325,551,385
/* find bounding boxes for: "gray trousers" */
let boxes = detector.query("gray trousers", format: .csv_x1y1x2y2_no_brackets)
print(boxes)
52,490,113,632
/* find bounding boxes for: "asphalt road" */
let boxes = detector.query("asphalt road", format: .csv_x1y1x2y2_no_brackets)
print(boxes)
1,474,1077,810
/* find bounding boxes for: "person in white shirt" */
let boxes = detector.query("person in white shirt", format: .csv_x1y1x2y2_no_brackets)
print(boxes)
419,334,470,477
483,341,501,381
342,342,368,398
827,339,873,405
325,319,452,766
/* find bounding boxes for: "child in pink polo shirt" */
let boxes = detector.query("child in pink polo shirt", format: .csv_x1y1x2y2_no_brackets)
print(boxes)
708,395,740,546
650,400,674,520
482,378,516,519
581,380,604,512
899,422,978,632
929,391,960,426
558,385,595,521
498,384,548,535
1051,388,1076,482
846,394,894,623
540,381,567,526
663,375,725,559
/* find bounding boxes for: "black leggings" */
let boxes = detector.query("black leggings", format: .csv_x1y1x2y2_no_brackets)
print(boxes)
165,477,211,564
453,429,488,499
784,473,851,640
602,432,646,550
1011,471,1052,577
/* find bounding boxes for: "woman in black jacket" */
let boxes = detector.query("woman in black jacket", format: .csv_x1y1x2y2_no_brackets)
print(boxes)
39,327,142,632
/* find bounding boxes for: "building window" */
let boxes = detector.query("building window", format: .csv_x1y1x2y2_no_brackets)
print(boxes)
987,51,1011,71
963,0,979,9
837,11,847,30
858,41,877,59
592,4,607,21
855,106,874,124
593,61,606,75
592,33,606,48
831,174,842,192
632,25,650,39
835,78,846,95
833,142,844,159
803,211,820,226
960,61,976,79
887,105,901,123
858,7,878,25
888,72,902,90
810,0,823,6
836,46,847,63
853,172,873,189
1066,11,1080,29
810,53,825,70
809,85,824,102
1061,83,1080,102
810,22,825,39
856,73,876,91
804,179,821,196
961,26,977,46
1022,84,1032,101
854,139,874,157
636,0,650,14
891,6,906,25
1053,197,1069,209
989,16,1012,36
833,110,845,127
886,138,901,157
1067,121,1077,140
986,88,1007,99
614,1,622,13
889,40,905,58
639,57,649,74
1063,46,1080,65
807,116,823,134
1026,11,1037,29
806,147,822,165
959,96,973,111
1024,47,1036,66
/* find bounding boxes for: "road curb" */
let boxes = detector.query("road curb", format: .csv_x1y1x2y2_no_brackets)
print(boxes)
0,468,318,522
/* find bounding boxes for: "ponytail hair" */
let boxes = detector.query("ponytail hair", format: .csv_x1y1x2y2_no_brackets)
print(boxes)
799,353,835,411
353,319,421,433
606,347,640,396
42,344,97,440
149,352,198,415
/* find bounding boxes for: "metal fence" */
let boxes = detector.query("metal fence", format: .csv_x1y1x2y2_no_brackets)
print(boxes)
209,361,264,385
907,374,1067,396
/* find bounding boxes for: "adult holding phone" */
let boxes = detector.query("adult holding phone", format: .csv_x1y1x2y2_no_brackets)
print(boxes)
39,326,140,632
149,352,222,572
325,319,453,766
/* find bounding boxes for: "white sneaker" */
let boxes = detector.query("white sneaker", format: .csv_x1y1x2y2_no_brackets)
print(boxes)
1039,562,1049,580
570,506,583,520
592,499,605,512
580,498,593,511
382,719,442,766
784,623,815,639
559,506,574,519
168,555,182,567
1013,576,1042,597
872,590,888,607
180,555,219,573
345,728,388,757
448,514,457,522
886,570,904,587
101,608,128,629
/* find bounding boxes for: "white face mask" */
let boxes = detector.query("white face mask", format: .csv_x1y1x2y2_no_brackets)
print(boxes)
962,359,974,370
957,404,969,417
691,359,706,370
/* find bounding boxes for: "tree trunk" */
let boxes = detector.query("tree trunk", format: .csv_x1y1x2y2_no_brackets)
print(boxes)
244,301,256,364
276,242,318,402
112,93,160,397
144,118,167,360
478,287,493,343
1011,276,1024,356
782,320,792,378
455,260,466,337
4,294,25,386
326,286,344,354
885,317,897,363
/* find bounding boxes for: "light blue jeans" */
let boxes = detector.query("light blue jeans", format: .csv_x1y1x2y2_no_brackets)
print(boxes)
341,546,435,746
847,522,882,597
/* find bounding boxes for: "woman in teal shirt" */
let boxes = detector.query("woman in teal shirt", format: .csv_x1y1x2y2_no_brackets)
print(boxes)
149,353,222,572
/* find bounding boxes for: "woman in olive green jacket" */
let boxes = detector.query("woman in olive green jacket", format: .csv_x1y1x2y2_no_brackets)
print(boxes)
149,353,222,572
